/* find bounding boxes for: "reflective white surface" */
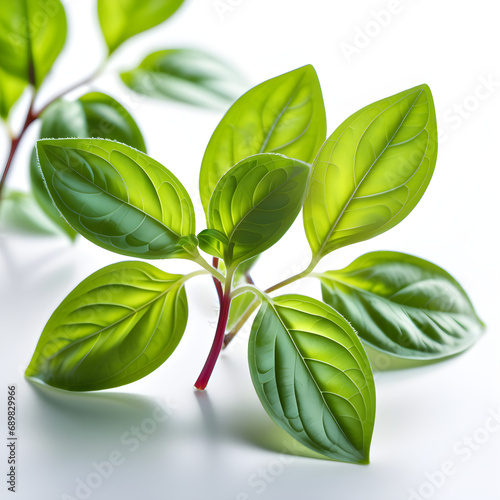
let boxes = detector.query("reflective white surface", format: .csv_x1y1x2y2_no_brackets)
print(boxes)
1,0,500,498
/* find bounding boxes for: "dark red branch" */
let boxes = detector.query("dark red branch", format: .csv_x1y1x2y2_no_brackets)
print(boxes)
0,103,38,202
212,257,223,303
194,288,231,390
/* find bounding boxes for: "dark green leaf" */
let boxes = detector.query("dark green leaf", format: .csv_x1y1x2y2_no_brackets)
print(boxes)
97,0,184,54
207,153,309,267
199,65,326,213
121,48,246,109
36,138,196,259
249,295,375,464
0,0,67,88
40,99,88,137
30,149,78,240
303,84,438,260
79,92,146,152
26,261,188,391
30,94,146,240
319,251,484,359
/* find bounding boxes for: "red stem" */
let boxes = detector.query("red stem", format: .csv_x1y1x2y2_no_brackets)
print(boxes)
0,62,104,203
212,257,223,303
194,288,231,390
0,101,38,202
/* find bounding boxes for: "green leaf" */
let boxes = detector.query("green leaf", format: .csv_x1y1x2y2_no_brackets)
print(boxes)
248,295,375,464
25,261,188,391
0,67,27,119
36,138,196,259
30,94,146,240
121,49,246,109
319,251,484,359
39,99,88,137
199,65,326,213
30,149,78,240
236,255,259,277
303,84,438,260
207,153,309,267
0,0,67,88
0,190,60,236
97,0,184,55
197,229,228,260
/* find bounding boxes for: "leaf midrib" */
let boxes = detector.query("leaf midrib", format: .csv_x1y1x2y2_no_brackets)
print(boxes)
226,166,305,248
47,280,181,362
323,274,471,316
258,70,308,154
21,0,34,85
314,89,424,258
266,300,364,459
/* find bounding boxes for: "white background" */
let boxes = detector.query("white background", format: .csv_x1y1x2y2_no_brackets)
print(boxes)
1,0,500,499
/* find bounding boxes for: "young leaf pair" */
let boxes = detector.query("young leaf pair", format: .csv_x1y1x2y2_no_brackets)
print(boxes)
26,65,484,465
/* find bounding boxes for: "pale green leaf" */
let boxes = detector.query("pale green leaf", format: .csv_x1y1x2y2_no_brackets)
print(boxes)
319,251,484,359
249,295,375,464
0,67,27,119
199,65,326,213
26,261,188,391
97,0,184,54
36,138,196,259
0,0,67,88
304,84,438,260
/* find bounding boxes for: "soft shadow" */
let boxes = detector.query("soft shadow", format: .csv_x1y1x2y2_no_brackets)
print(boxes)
0,235,72,280
26,378,172,448
364,344,462,372
194,390,219,437
224,402,328,461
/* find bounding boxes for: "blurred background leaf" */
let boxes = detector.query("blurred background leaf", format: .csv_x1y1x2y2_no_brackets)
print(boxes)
29,93,146,239
97,0,185,54
121,48,247,109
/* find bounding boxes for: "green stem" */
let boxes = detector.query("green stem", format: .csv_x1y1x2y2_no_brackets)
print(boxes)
193,255,225,282
223,256,319,348
35,60,106,116
264,257,319,294
230,284,263,300
180,269,210,284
